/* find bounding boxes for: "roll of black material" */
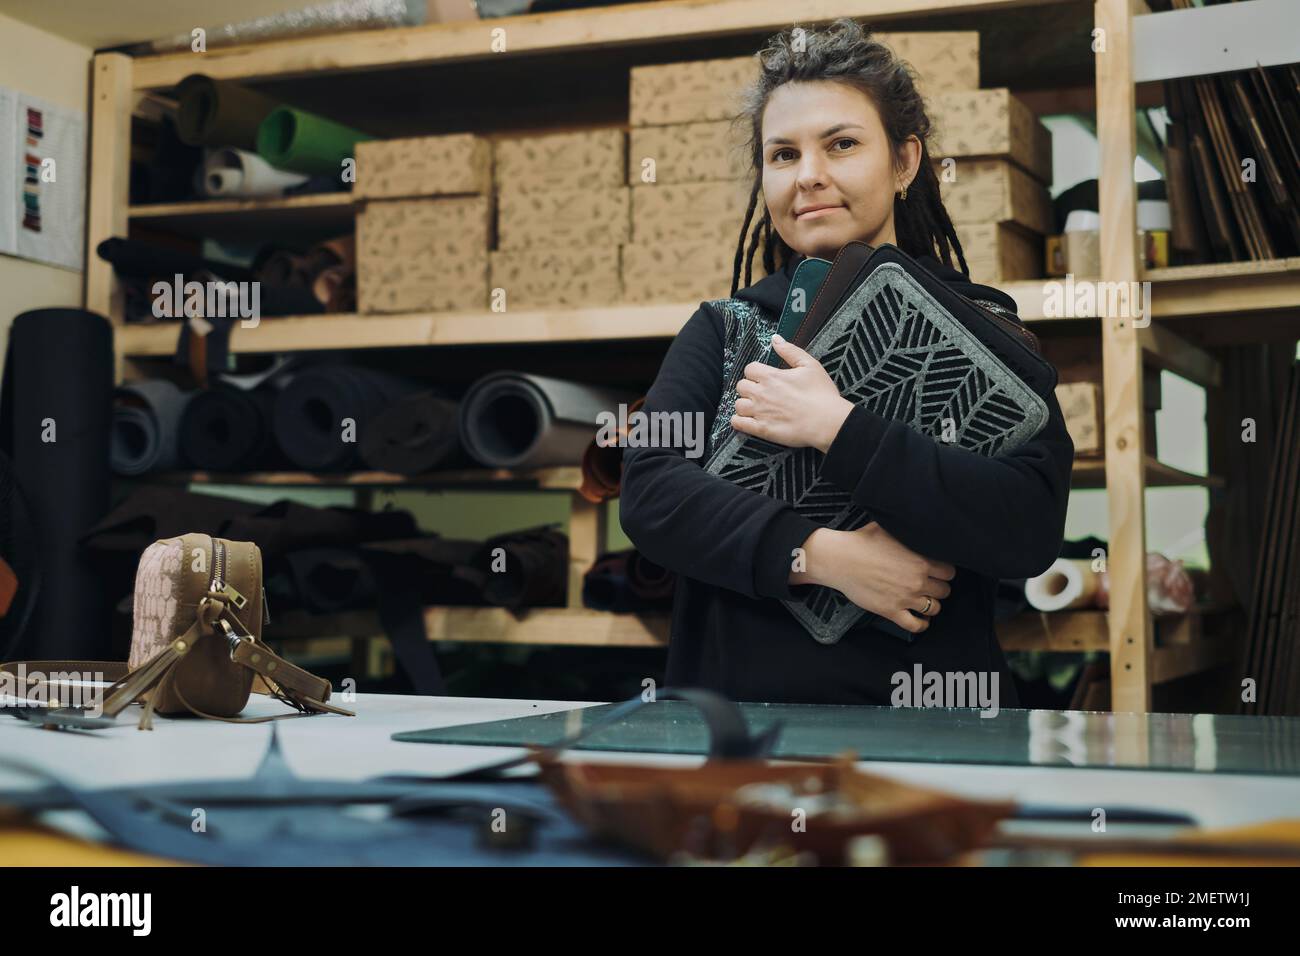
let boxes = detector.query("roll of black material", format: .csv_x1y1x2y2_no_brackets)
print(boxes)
179,385,285,472
273,365,423,471
0,309,113,660
582,554,637,613
110,379,194,475
175,74,282,151
472,526,568,609
96,237,253,282
225,500,418,557
360,391,468,475
459,372,639,469
280,548,376,614
582,549,674,612
625,550,675,602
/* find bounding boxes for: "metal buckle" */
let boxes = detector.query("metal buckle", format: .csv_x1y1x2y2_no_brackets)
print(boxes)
218,618,252,659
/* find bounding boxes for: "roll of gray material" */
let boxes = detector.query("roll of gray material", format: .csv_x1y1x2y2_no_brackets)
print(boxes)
110,380,194,476
273,364,423,471
458,372,639,469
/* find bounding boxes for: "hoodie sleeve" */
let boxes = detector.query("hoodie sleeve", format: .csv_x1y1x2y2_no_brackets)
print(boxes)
619,303,821,601
818,313,1074,580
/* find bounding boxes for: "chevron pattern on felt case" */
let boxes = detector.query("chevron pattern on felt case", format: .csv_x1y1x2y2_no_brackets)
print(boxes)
704,260,1049,645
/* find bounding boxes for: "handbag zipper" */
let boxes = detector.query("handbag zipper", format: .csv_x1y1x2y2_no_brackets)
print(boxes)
208,536,247,611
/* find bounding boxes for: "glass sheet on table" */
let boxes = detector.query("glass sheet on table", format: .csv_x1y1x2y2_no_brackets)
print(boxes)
393,702,1300,775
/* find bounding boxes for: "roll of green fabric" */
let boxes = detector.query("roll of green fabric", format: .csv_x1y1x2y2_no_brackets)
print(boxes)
175,74,282,151
256,106,373,177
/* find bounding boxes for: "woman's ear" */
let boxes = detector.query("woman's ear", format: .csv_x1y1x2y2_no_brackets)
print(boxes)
896,134,923,192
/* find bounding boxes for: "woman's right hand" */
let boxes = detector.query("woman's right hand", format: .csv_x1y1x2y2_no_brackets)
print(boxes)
792,524,955,635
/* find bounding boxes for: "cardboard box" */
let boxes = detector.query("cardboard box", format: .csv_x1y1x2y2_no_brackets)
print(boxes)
629,35,978,127
630,179,756,245
880,31,980,92
954,222,1042,284
496,186,629,250
930,89,1052,185
629,57,759,127
489,246,621,307
1063,229,1102,277
356,197,490,313
627,121,750,185
621,239,756,304
937,158,1054,235
354,133,491,199
492,128,625,193
1056,381,1102,456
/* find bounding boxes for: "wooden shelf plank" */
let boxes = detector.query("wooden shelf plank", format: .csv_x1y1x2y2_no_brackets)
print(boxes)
1144,257,1300,319
1138,323,1222,389
1070,456,1224,489
997,609,1231,667
116,304,695,355
148,466,583,490
130,0,1078,89
997,610,1110,652
114,255,1299,358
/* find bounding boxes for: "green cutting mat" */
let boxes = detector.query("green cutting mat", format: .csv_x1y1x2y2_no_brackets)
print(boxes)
393,702,1300,776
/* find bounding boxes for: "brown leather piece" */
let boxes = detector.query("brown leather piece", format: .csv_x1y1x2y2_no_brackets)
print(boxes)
579,395,646,503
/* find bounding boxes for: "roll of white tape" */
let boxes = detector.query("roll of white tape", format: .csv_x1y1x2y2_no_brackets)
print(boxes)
1025,558,1100,612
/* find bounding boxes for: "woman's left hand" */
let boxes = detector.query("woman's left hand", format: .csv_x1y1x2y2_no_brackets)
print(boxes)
730,335,855,453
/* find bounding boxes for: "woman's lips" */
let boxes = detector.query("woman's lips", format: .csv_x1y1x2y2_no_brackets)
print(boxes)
796,205,843,220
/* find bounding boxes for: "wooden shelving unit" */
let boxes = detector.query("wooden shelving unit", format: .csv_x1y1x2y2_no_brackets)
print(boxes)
84,0,1300,711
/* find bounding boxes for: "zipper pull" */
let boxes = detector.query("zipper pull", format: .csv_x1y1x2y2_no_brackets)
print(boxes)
216,583,248,610
262,586,271,626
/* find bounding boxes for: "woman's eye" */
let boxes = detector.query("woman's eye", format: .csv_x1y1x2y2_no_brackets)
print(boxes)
772,148,795,162
831,138,857,151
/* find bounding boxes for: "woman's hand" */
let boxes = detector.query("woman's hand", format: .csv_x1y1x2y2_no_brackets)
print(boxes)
730,335,855,453
793,524,955,635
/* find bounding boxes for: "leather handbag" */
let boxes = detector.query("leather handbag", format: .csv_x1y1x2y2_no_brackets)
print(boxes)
705,241,1057,646
1,533,353,730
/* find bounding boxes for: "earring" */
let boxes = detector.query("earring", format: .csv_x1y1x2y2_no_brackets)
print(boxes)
898,183,909,201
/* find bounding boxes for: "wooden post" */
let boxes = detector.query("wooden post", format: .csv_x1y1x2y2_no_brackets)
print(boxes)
567,495,607,609
1096,0,1153,714
84,53,134,383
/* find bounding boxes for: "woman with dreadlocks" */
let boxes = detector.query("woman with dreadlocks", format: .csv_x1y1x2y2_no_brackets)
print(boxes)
620,19,1073,707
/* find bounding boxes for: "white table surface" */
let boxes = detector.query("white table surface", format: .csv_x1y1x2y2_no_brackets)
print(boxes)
2,692,1299,836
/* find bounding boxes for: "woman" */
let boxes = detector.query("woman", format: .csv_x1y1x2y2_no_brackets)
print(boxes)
619,20,1074,707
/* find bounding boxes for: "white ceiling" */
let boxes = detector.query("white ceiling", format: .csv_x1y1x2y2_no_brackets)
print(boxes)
0,0,326,50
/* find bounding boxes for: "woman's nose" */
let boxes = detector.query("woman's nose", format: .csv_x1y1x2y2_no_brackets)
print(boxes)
795,151,828,191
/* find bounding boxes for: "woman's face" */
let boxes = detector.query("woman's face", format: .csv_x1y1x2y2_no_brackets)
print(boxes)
761,79,921,261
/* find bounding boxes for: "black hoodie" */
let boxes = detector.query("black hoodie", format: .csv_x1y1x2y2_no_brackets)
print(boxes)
619,250,1074,706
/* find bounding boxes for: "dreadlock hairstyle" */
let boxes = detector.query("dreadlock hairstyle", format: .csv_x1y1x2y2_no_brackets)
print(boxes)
728,18,970,297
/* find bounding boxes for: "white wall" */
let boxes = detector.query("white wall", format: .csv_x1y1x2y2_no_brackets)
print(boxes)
0,12,92,364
